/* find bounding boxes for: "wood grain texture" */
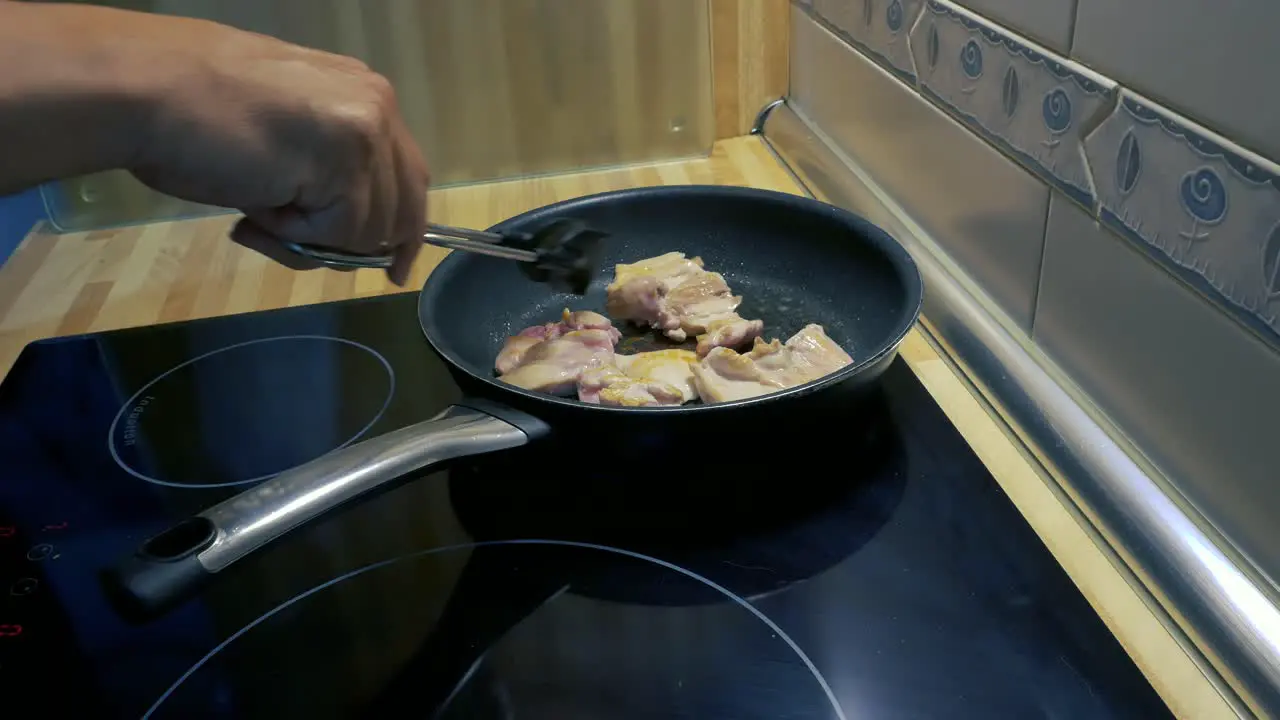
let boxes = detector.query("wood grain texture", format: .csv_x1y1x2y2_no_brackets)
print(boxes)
0,135,1227,719
711,0,791,138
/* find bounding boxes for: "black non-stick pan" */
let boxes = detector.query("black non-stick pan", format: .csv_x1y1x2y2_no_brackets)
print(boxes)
104,186,923,619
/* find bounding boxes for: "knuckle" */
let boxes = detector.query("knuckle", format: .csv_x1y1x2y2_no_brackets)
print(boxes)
341,55,373,74
338,103,385,155
366,72,397,105
339,89,396,143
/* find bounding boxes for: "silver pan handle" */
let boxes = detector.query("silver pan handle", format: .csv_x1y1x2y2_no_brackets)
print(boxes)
103,401,548,621
283,223,538,270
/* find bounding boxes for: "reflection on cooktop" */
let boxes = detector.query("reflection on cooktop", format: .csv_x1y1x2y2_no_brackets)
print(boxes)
373,407,902,717
147,401,903,719
447,392,904,607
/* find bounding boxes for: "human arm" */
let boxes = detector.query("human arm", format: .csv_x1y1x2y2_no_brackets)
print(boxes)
0,1,426,284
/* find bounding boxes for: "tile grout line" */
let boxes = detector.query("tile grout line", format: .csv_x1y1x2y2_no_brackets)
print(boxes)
1065,0,1079,55
1028,191,1056,339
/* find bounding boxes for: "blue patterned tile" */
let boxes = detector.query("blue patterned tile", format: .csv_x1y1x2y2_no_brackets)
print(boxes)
811,0,923,83
1084,91,1280,344
908,0,1115,208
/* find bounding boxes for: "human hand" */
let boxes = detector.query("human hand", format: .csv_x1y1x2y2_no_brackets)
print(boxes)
122,14,427,285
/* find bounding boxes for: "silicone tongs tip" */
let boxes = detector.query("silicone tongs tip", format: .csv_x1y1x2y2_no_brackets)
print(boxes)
517,219,608,296
281,219,606,295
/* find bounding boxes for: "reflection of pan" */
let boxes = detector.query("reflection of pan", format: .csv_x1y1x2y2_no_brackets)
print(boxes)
367,394,907,716
107,186,922,619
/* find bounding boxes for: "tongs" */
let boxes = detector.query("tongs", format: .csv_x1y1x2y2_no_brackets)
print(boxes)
284,219,607,295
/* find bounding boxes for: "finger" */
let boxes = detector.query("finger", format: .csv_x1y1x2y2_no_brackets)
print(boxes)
243,206,308,241
388,240,420,287
320,177,372,255
268,154,371,255
394,110,431,196
356,117,398,256
386,118,428,286
391,115,429,236
230,217,325,271
243,186,372,261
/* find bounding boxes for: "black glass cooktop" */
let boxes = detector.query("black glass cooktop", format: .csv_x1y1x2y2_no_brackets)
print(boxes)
0,292,1170,719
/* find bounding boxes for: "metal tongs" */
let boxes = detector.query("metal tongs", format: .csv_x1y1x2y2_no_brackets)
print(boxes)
284,219,607,295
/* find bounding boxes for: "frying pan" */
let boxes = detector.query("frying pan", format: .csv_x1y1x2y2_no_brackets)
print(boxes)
104,186,923,620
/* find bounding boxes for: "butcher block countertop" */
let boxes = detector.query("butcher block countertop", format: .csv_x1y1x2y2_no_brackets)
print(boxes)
0,136,1232,718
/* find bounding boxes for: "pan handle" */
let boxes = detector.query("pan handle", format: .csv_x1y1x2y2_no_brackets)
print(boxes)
102,400,548,622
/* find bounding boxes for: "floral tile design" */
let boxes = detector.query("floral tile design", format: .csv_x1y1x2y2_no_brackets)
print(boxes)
810,0,923,83
1084,91,1280,344
908,0,1115,209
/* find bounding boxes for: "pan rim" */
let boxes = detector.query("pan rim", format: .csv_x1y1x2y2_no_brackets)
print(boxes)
418,185,923,414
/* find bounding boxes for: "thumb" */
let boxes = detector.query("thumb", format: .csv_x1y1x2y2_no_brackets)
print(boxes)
230,217,326,271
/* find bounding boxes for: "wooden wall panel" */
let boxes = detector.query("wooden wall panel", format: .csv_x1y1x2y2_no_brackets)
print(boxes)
35,0,788,232
711,0,791,139
38,0,716,230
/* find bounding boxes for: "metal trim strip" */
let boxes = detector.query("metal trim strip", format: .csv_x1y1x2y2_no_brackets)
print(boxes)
761,99,1279,718
750,98,787,135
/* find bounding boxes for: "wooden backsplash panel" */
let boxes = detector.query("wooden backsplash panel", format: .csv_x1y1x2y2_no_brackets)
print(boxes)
51,0,714,188
711,0,791,138
34,0,787,231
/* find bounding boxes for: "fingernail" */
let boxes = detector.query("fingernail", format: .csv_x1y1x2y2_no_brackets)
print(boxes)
389,245,418,287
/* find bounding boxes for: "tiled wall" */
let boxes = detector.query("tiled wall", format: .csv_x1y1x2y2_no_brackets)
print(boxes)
790,1,1280,582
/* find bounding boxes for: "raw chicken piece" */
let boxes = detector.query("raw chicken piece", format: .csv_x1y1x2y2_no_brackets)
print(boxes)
606,252,763,354
691,324,853,403
615,349,700,402
499,329,618,394
577,366,686,407
495,334,550,375
605,253,704,339
695,316,765,358
577,349,700,407
663,273,738,329
561,308,618,337
495,308,620,375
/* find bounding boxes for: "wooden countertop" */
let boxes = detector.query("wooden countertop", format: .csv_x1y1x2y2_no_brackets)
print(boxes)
0,136,1232,718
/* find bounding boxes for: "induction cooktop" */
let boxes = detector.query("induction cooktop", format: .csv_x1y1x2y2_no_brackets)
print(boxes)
0,291,1170,718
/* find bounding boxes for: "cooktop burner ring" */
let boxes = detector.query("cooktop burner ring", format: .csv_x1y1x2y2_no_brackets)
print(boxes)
142,540,847,720
106,335,395,488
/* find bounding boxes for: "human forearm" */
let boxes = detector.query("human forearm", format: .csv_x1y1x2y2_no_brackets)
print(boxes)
0,1,160,194
0,0,428,284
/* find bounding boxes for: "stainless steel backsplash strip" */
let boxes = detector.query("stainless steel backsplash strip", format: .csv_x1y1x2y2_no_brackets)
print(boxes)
761,100,1279,718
